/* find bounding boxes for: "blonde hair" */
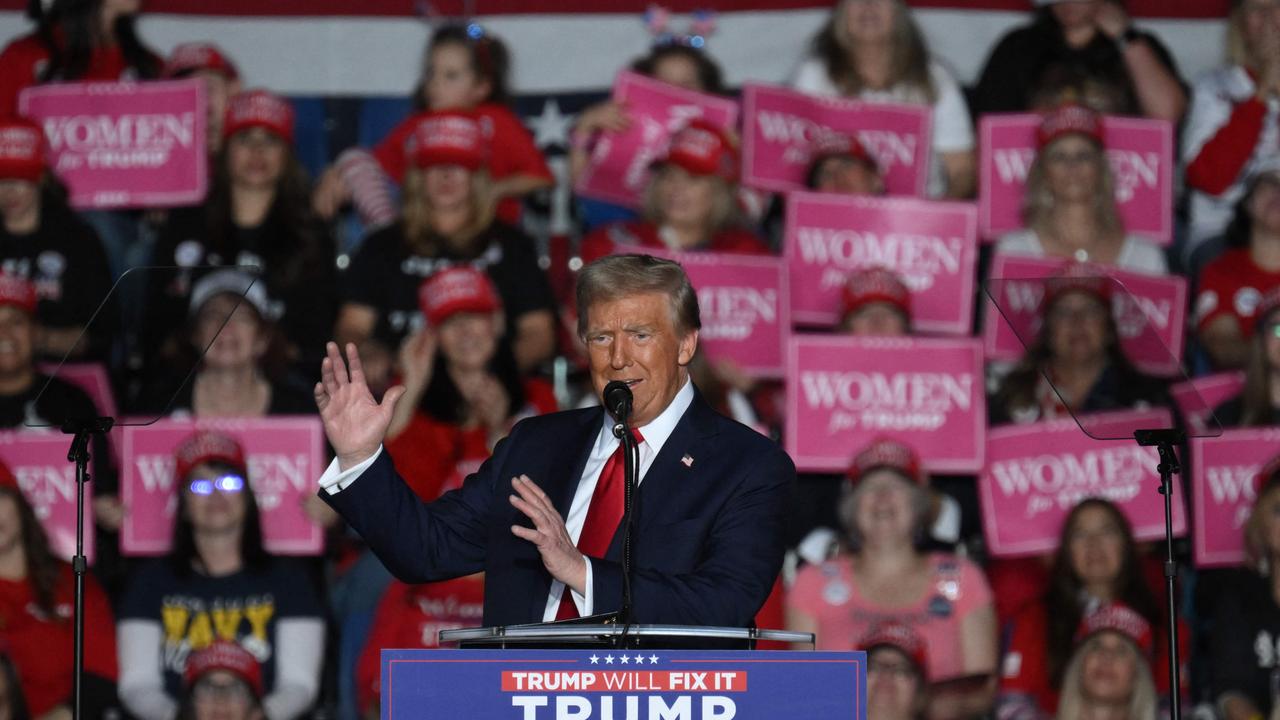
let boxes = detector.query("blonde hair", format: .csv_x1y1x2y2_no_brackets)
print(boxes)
814,0,936,102
1022,136,1124,241
641,166,742,242
1055,633,1158,720
401,166,497,256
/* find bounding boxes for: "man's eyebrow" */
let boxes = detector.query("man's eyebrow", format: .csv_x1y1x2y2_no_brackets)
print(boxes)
622,323,659,333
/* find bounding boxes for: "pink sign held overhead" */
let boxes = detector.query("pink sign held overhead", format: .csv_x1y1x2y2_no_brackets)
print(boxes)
741,83,930,196
0,431,93,563
783,191,977,333
120,416,326,556
1191,429,1280,568
646,248,788,377
19,79,207,209
785,334,985,473
1171,372,1244,435
978,113,1173,244
574,71,738,208
983,254,1187,376
980,409,1185,558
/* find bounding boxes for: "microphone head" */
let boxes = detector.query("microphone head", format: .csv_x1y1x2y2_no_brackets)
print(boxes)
602,380,633,420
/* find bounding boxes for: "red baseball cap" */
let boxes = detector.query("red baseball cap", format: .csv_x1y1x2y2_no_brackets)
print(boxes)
860,621,929,680
174,431,248,483
184,641,263,698
223,89,294,144
405,111,487,171
1042,261,1113,311
841,267,911,321
418,266,502,327
658,119,737,182
0,273,37,315
847,438,924,486
1037,103,1104,149
0,117,45,182
164,42,239,80
1074,602,1154,657
811,132,878,173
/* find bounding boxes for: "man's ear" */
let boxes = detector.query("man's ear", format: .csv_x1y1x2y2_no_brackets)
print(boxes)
677,330,699,366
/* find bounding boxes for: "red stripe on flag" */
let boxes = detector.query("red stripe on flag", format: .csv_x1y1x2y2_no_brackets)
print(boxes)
0,0,1230,17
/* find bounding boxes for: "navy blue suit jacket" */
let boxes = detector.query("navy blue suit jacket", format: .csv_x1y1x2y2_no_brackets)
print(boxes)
322,389,795,628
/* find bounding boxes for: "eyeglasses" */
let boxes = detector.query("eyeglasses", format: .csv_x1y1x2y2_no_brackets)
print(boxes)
189,475,246,496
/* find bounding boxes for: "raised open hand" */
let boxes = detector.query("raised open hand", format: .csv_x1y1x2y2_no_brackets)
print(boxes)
314,342,406,470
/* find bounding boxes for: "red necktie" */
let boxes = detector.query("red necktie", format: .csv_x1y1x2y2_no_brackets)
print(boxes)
555,429,644,620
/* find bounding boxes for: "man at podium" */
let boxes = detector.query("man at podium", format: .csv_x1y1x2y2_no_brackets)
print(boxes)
313,255,795,629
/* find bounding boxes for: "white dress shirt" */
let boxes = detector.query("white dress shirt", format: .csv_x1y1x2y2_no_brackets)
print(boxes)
316,377,696,622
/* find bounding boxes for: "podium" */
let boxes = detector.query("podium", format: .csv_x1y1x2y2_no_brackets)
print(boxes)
440,623,814,650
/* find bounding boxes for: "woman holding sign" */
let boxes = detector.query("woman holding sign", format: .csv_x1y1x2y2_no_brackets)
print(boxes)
994,105,1166,275
790,0,975,199
117,431,324,720
786,439,997,720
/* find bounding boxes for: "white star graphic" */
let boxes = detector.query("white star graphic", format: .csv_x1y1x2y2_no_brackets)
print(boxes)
619,655,630,664
589,654,599,664
526,98,575,150
634,654,646,664
649,654,659,664
604,655,615,664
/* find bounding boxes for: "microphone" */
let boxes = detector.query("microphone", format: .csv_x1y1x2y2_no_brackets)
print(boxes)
603,381,633,424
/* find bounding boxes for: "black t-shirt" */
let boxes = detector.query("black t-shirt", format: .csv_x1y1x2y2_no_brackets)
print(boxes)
972,18,1183,116
0,206,116,363
340,221,557,350
1209,570,1280,714
146,204,338,379
118,557,323,701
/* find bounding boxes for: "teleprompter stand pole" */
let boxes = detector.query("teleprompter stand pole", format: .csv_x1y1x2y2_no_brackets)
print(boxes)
1134,428,1184,720
62,417,114,720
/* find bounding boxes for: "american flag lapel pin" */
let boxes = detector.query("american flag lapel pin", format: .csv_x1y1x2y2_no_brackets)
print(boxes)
681,454,694,468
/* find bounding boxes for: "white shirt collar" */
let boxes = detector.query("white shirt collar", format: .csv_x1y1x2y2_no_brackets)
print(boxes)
596,376,695,456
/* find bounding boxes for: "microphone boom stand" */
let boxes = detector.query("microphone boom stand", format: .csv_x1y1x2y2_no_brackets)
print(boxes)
1134,427,1184,720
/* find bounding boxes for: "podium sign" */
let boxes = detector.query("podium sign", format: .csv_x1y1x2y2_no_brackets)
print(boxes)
382,649,865,719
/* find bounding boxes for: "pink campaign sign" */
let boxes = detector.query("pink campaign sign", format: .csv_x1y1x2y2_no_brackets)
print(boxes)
574,71,738,208
120,416,326,556
1190,430,1280,568
19,79,207,209
978,113,1173,244
983,254,1187,376
0,431,93,563
645,248,788,377
783,191,977,333
785,334,985,473
741,83,931,196
1171,372,1244,435
980,409,1186,558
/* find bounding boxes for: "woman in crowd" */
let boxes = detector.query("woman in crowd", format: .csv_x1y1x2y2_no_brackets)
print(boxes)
1214,287,1280,426
177,641,265,720
994,104,1165,274
336,111,558,380
1055,604,1159,720
791,0,974,198
998,499,1179,720
578,120,768,262
384,267,558,501
862,623,930,720
0,0,159,116
972,0,1184,119
1206,456,1280,720
0,116,116,363
147,89,337,382
1184,0,1280,251
787,438,997,720
117,431,325,720
0,460,117,718
989,265,1168,425
162,42,243,158
1196,161,1280,371
841,267,911,336
313,22,552,230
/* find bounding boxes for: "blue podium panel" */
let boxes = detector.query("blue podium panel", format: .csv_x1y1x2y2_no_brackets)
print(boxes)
382,649,864,719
